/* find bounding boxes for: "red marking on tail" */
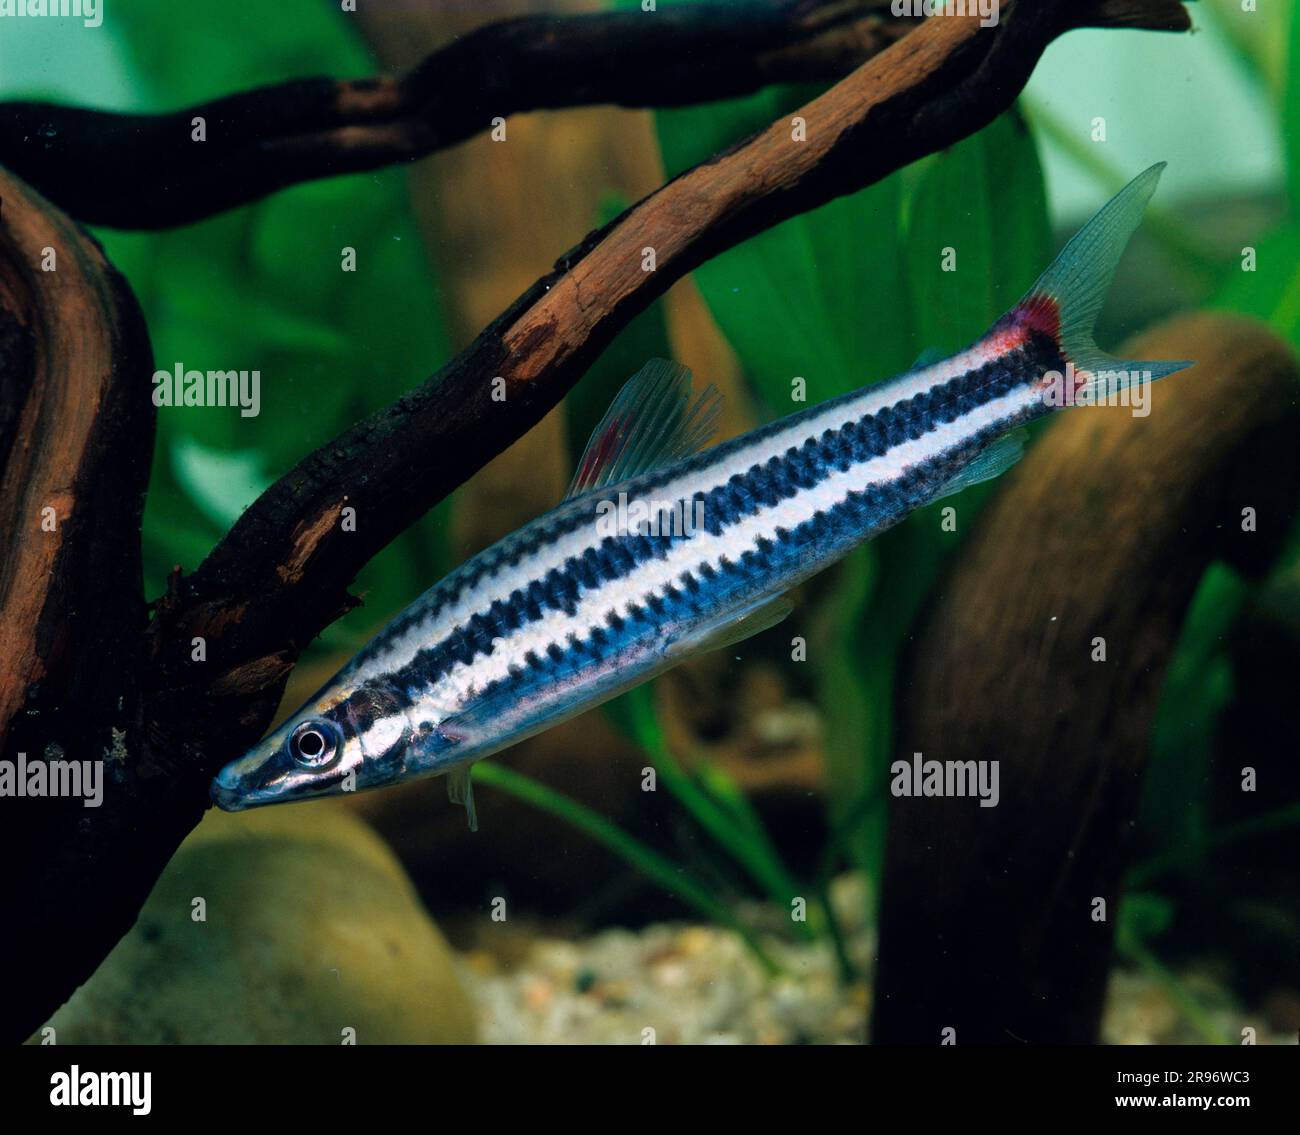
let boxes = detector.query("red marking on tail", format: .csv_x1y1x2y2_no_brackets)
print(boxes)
1012,293,1062,342
984,323,1031,356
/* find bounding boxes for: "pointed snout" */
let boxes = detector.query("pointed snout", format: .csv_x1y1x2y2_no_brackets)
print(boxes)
210,764,255,811
209,739,286,811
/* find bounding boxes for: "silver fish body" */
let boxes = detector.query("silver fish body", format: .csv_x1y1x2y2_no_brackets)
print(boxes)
212,164,1189,817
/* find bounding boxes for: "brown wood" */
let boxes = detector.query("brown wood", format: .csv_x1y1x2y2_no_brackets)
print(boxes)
873,313,1300,1044
0,0,1189,230
0,174,160,1040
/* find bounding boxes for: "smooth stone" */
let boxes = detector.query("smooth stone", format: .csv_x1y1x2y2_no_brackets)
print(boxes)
34,803,476,1044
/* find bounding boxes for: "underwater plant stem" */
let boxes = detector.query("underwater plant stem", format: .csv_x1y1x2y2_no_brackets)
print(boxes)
1126,799,1300,888
816,789,887,897
627,693,816,940
814,881,858,987
1117,937,1231,1045
811,789,888,984
472,762,781,975
697,765,822,933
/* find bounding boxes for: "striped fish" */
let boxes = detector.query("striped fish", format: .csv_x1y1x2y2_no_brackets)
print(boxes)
211,164,1190,826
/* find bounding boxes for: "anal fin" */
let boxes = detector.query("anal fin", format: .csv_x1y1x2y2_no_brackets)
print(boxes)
666,594,794,662
934,430,1026,501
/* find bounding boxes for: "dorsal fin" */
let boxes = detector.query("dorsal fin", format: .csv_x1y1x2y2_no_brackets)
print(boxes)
566,359,722,499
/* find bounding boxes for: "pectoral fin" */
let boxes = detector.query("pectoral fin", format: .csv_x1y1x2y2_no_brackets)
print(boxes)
447,765,478,832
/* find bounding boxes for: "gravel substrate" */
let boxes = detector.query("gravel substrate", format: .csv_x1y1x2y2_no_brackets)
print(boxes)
460,875,871,1045
456,874,1294,1045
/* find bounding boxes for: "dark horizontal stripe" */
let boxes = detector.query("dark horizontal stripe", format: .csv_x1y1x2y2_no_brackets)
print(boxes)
425,408,1039,718
363,339,1041,660
381,334,1061,695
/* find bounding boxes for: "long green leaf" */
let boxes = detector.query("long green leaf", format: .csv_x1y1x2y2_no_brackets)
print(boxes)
473,761,780,974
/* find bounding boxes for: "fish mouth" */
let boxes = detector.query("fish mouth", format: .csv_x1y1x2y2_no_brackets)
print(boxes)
209,767,252,811
209,762,279,811
209,738,298,811
209,735,285,811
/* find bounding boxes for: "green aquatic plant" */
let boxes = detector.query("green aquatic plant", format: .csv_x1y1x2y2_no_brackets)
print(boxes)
473,761,782,975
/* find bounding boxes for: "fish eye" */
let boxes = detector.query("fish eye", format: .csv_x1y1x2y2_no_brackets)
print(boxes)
287,720,340,769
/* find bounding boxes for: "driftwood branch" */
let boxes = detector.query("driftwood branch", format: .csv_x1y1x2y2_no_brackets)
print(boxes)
0,0,1190,1041
873,313,1300,1044
0,0,1189,229
0,176,162,1039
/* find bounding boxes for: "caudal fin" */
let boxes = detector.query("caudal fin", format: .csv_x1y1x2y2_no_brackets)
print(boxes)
1008,162,1192,402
